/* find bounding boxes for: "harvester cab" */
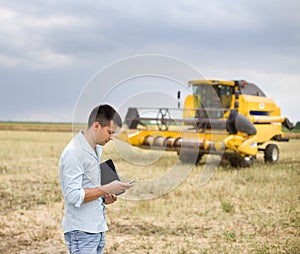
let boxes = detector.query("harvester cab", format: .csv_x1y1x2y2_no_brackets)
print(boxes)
121,79,294,167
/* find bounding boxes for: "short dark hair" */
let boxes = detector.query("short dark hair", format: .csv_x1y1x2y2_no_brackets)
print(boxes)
87,104,122,128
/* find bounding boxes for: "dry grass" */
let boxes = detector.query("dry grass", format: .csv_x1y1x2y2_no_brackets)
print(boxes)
0,130,299,254
284,132,300,140
0,122,73,132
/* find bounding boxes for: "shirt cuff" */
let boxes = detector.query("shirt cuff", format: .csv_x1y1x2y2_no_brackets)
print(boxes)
75,188,85,208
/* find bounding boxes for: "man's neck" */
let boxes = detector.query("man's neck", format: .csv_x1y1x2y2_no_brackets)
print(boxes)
83,129,97,152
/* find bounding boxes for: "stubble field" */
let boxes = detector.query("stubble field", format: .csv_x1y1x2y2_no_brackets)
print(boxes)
0,129,299,254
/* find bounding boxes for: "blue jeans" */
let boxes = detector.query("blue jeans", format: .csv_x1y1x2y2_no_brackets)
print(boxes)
64,230,106,254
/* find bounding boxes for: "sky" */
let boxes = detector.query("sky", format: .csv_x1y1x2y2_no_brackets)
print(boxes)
0,0,300,123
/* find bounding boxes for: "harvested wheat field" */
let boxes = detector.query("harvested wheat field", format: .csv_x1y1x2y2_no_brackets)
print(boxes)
0,130,299,253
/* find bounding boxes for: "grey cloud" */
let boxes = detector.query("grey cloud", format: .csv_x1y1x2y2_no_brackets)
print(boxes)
0,0,299,121
1,0,299,67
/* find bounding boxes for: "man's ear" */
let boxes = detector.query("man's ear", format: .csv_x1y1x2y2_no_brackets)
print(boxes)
94,121,101,129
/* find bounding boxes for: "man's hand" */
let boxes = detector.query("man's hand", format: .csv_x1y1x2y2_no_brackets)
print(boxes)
101,180,133,195
103,193,117,205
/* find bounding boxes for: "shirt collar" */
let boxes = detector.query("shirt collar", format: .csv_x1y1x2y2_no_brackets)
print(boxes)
75,130,101,158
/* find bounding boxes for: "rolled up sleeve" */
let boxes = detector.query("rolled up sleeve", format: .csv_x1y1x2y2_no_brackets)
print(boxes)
60,149,85,207
74,188,85,207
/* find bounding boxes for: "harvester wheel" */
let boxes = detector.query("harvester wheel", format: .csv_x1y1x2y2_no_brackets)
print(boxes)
264,144,279,163
179,150,203,164
229,155,254,168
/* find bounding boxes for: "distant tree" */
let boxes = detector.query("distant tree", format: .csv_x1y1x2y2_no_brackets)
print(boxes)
295,121,300,130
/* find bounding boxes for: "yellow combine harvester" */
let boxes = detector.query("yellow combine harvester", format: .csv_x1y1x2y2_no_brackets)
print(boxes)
120,79,294,167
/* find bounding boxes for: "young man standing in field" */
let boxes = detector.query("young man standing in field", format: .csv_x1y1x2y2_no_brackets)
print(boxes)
59,104,132,254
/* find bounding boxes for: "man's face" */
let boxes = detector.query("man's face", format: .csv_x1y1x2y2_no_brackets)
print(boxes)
94,120,118,146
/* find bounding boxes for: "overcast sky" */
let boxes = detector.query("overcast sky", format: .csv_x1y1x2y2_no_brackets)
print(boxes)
0,0,299,123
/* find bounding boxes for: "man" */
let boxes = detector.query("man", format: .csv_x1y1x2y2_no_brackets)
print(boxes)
59,104,132,254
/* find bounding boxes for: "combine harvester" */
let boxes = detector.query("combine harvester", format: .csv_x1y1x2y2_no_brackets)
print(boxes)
120,79,294,167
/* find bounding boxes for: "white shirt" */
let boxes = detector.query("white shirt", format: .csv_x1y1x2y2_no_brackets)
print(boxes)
59,131,108,233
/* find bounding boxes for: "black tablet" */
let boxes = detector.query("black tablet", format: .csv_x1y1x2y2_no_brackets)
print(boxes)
100,159,121,186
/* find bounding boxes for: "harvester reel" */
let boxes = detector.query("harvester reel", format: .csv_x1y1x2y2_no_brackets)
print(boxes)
156,108,171,131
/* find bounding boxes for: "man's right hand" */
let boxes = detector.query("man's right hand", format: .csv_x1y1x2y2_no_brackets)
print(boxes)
101,180,133,195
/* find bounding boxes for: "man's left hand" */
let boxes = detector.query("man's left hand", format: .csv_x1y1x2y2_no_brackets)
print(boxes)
103,193,117,205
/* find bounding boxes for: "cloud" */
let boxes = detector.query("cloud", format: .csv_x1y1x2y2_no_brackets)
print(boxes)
0,0,299,122
0,3,90,69
1,0,299,70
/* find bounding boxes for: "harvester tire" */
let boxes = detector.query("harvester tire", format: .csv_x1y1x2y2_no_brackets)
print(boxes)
264,144,279,163
179,150,203,164
229,155,254,168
